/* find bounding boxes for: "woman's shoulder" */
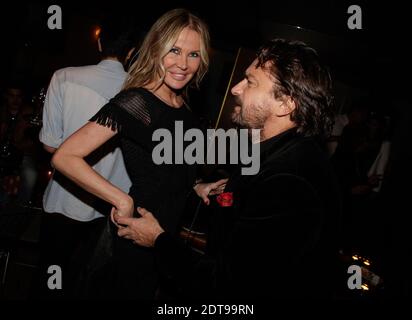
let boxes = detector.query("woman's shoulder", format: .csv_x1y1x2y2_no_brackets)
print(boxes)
110,87,150,107
112,87,171,113
90,87,152,131
107,87,152,124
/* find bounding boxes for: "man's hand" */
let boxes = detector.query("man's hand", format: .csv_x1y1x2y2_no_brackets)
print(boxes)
115,207,164,247
193,178,228,205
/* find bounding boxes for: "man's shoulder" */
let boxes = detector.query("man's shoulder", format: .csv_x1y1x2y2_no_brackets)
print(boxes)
258,137,332,183
265,136,325,166
53,64,99,80
52,64,126,99
50,65,92,87
54,65,96,76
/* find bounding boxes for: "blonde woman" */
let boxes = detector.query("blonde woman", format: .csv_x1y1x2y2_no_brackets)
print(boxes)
52,9,226,298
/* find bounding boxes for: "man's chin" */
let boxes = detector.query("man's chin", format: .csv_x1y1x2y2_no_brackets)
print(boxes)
231,114,246,128
232,119,253,130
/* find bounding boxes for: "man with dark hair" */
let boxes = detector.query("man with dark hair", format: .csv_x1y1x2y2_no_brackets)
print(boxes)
36,21,139,299
98,19,141,64
113,39,342,299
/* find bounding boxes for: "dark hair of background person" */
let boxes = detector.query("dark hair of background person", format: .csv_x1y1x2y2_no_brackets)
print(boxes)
98,16,145,63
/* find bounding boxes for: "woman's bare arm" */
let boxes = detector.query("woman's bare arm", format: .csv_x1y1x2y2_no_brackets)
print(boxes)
52,121,134,216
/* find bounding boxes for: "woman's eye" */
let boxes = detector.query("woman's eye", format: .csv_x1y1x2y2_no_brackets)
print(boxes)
170,48,180,54
189,52,199,58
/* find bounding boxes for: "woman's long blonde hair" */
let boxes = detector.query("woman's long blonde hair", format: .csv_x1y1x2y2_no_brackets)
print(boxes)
123,8,210,96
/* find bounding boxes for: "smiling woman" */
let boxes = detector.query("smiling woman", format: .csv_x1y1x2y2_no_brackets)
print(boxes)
123,8,210,100
161,27,202,91
50,8,217,299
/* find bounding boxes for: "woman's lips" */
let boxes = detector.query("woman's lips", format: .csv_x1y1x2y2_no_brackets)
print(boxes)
169,72,188,81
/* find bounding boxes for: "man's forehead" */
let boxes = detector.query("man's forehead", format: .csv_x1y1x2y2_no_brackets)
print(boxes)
246,60,272,77
246,59,258,74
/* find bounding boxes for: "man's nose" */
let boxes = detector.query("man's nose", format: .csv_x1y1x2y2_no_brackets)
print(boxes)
231,79,245,96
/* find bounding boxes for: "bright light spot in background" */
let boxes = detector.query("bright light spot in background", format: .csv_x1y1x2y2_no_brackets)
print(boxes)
361,284,369,291
95,26,101,39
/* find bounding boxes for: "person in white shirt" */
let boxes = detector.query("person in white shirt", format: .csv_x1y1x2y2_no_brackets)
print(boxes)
36,19,140,299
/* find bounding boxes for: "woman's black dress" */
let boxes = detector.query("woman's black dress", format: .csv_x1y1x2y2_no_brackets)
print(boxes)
87,87,197,298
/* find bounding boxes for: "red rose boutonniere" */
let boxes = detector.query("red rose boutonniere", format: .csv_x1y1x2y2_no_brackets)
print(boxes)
216,192,234,207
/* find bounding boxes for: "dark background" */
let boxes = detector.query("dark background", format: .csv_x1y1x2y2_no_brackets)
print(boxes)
0,0,409,123
1,0,411,300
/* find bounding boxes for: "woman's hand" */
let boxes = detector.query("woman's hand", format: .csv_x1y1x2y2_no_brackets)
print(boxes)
193,178,228,205
115,207,164,247
110,196,134,227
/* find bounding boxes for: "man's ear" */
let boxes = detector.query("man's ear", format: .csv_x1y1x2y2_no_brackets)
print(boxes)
97,38,102,53
278,96,296,116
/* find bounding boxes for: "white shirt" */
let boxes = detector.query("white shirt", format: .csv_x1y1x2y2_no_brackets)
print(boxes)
39,60,131,221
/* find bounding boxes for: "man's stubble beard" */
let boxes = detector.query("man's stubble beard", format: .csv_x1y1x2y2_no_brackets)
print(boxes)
232,103,268,130
231,103,270,143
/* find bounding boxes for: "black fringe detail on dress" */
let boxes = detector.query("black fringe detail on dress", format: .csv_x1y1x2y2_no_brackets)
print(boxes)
90,104,122,133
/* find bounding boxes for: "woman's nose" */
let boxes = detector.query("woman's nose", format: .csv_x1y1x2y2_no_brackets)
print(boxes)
177,56,188,70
